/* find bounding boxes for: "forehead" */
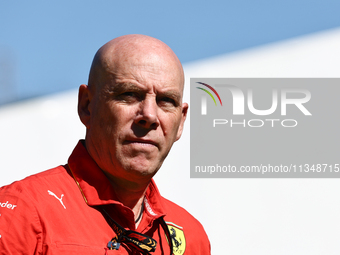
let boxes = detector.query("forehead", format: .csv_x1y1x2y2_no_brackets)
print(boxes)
108,51,184,94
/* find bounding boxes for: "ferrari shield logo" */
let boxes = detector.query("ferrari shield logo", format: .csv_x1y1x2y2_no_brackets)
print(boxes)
166,222,186,255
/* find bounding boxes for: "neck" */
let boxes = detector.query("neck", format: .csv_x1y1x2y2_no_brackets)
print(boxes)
103,171,150,225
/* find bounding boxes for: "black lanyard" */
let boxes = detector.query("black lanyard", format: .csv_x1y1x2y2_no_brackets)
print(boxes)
101,207,157,254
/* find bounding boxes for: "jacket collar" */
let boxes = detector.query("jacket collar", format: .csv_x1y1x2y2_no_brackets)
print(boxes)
67,140,166,219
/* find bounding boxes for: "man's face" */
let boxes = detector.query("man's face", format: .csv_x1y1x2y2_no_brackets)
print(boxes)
83,51,187,182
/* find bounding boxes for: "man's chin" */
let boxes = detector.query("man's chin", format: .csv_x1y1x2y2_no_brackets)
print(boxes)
128,166,158,177
124,160,161,177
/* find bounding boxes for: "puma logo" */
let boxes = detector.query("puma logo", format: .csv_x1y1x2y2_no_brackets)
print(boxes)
48,190,66,209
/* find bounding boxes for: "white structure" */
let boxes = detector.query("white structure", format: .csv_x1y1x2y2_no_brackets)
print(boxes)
1,28,340,254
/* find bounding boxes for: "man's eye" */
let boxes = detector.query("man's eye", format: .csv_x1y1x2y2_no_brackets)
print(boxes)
158,97,177,107
118,92,139,100
122,92,135,96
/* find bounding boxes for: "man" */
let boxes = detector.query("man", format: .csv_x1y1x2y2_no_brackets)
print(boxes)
0,35,210,254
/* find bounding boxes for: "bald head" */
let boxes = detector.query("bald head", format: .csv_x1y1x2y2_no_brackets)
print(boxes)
78,34,188,183
88,35,184,94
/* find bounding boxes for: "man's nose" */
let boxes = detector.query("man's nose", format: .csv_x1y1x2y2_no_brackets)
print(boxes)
135,97,160,129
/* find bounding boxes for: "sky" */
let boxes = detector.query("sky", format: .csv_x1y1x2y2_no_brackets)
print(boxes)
1,0,340,105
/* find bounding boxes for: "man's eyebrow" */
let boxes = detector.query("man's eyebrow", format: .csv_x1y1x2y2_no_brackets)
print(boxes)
109,83,142,92
108,82,182,101
159,90,181,101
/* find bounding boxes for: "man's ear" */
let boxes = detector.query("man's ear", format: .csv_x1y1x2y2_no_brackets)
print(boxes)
78,84,92,128
176,102,189,141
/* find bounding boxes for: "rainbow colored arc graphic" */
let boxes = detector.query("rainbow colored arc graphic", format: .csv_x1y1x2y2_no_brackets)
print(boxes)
196,82,223,106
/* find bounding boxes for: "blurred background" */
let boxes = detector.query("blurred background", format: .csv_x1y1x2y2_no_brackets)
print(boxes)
1,1,340,254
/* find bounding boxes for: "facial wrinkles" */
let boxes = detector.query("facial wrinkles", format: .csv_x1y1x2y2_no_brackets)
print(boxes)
105,82,179,149
105,62,183,112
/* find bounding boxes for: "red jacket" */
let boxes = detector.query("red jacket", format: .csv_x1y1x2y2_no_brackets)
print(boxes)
0,141,210,255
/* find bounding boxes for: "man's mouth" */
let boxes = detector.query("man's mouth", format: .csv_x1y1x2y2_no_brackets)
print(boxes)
124,139,159,148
